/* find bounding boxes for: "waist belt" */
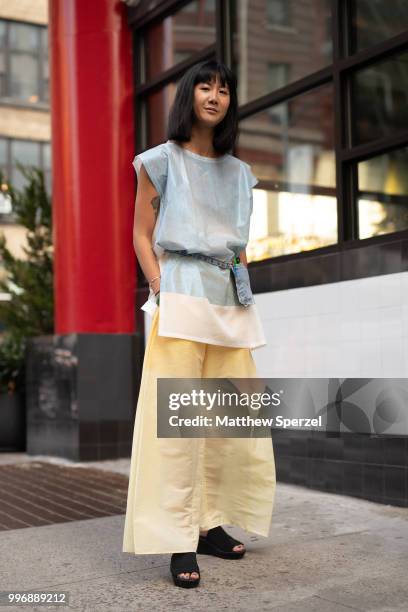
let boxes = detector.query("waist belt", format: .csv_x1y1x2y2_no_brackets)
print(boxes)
164,249,236,269
163,248,255,307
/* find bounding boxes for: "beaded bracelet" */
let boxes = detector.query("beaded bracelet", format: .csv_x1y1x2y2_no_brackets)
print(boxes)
148,274,161,290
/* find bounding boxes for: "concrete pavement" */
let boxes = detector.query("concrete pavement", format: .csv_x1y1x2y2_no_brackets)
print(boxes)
0,453,407,611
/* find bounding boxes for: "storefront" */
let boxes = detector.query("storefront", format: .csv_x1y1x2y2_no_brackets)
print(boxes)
29,0,408,506
125,0,408,507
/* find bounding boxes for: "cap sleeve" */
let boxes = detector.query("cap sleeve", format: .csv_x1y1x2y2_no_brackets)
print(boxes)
244,162,259,189
132,143,168,198
240,161,258,216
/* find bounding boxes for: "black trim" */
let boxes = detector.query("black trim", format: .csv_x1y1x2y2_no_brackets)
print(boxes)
249,234,408,293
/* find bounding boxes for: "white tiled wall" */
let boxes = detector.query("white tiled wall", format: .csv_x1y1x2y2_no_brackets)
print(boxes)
253,272,408,378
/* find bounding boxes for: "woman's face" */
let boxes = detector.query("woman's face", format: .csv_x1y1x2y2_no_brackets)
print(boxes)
193,75,230,127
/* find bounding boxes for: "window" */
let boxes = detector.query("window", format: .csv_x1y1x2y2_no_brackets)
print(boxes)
129,0,408,270
358,147,408,239
0,19,49,105
351,50,408,146
140,1,216,83
267,0,292,28
267,63,290,123
349,0,408,54
239,84,336,260
232,0,332,105
0,137,51,218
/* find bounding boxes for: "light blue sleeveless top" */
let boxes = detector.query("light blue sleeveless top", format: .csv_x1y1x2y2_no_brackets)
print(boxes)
133,139,257,255
132,139,260,316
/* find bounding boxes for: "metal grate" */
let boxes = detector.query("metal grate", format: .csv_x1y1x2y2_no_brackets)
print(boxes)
0,461,129,531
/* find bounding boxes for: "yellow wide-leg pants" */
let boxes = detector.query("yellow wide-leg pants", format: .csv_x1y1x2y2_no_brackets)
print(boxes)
122,307,276,554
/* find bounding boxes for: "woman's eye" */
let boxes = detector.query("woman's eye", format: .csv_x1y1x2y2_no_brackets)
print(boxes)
200,86,229,94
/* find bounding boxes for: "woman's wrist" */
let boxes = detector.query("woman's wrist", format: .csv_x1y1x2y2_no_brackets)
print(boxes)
148,274,161,294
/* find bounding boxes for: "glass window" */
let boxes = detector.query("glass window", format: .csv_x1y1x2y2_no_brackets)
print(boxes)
41,28,49,103
10,53,38,102
358,147,408,239
10,140,41,190
142,1,216,83
351,51,408,146
0,20,48,105
0,138,7,168
0,20,5,47
267,63,290,122
0,21,6,97
267,0,292,28
0,138,51,214
0,139,10,214
349,0,408,54
42,142,52,193
9,22,38,51
237,84,336,261
144,79,180,146
232,0,332,105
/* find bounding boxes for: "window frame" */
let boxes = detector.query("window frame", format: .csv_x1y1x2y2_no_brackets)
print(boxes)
0,18,49,108
125,0,408,277
0,136,51,221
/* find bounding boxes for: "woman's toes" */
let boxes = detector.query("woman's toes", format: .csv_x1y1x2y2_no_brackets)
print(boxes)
233,544,244,552
178,571,199,581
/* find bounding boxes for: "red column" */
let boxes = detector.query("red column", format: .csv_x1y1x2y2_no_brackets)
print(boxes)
49,0,136,334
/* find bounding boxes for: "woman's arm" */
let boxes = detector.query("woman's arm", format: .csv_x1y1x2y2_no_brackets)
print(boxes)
133,164,161,295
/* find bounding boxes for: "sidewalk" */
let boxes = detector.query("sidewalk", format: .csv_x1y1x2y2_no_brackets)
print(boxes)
0,453,407,611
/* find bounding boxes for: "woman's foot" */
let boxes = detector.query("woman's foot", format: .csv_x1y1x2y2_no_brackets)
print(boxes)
199,528,245,553
198,526,246,558
170,552,200,588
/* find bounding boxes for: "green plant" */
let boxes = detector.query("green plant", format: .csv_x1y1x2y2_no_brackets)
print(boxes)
0,164,53,394
0,333,25,394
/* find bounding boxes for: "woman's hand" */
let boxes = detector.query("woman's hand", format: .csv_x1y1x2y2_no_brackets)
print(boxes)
150,276,161,295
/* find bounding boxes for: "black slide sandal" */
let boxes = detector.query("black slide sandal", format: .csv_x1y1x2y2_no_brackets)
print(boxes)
197,526,246,559
170,552,201,588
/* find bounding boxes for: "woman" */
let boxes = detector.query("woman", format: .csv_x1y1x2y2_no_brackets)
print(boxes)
122,60,276,588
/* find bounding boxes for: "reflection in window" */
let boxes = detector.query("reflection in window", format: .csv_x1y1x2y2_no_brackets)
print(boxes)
267,63,290,122
0,21,5,97
142,1,216,83
0,137,51,203
267,0,292,27
0,20,48,104
238,85,337,261
11,140,40,191
0,139,10,214
145,80,180,146
358,148,408,239
350,0,408,54
351,51,408,146
232,0,332,105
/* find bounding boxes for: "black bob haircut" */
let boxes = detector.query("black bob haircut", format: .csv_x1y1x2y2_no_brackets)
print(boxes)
166,60,238,156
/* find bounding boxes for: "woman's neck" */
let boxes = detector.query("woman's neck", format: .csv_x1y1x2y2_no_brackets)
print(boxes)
183,127,219,158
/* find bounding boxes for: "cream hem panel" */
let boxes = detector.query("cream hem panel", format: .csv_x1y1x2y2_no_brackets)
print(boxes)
158,292,267,350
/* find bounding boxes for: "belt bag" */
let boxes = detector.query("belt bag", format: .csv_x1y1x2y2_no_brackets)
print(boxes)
164,249,255,307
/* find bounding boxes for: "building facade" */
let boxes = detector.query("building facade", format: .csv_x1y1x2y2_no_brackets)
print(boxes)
7,0,408,507
125,0,408,507
0,0,50,296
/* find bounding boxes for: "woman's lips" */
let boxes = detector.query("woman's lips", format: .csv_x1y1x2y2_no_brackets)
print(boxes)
204,108,218,114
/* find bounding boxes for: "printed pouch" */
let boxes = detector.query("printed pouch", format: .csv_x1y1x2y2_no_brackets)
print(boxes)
231,261,255,307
